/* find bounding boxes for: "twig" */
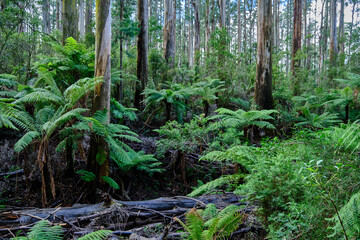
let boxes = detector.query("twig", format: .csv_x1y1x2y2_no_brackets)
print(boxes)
0,169,24,177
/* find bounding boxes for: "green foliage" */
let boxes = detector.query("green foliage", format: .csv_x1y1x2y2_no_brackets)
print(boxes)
174,204,244,240
110,98,137,122
329,191,360,238
209,108,278,133
78,230,113,240
12,220,63,240
76,170,96,182
102,176,120,190
295,108,341,129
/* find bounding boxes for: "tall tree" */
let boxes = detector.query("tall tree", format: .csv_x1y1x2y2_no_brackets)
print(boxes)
188,0,193,68
63,0,78,44
116,0,124,102
87,0,111,188
219,0,226,29
78,0,85,38
85,0,93,37
163,0,176,66
291,0,302,95
193,0,200,66
56,0,62,30
329,0,337,69
42,0,51,33
254,0,273,109
205,0,210,56
237,0,242,57
338,0,345,62
134,0,149,109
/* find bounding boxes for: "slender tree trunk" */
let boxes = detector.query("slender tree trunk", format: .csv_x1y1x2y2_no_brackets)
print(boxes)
56,0,61,30
237,0,242,58
319,0,325,72
329,0,337,69
42,0,51,34
285,0,290,74
79,0,85,38
243,0,246,52
85,0,93,37
87,0,111,191
291,0,302,95
348,1,356,56
219,0,226,29
273,0,278,50
205,0,210,56
254,0,273,110
211,0,216,33
193,0,200,66
163,0,176,67
117,0,124,102
135,0,149,110
188,0,193,68
338,0,345,64
63,0,78,44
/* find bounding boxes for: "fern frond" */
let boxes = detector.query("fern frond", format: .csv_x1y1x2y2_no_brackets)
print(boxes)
11,220,63,240
188,175,242,197
14,131,40,152
78,230,113,240
14,90,64,106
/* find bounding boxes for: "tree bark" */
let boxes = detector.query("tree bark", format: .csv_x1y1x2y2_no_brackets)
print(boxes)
219,0,226,29
85,0,93,37
134,0,149,110
329,0,337,68
87,0,111,192
193,0,200,66
116,0,124,102
56,0,61,30
63,0,78,44
163,0,176,67
291,0,302,96
338,0,345,64
42,0,51,34
237,0,242,57
319,0,325,72
78,0,85,38
348,1,356,56
205,0,210,57
254,0,273,110
188,0,193,68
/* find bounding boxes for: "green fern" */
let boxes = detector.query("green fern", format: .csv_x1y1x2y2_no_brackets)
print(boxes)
188,174,244,197
329,191,360,238
210,108,277,132
78,230,113,240
11,220,63,240
175,204,243,240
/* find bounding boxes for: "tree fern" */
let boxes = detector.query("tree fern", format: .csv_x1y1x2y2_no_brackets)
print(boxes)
210,108,277,131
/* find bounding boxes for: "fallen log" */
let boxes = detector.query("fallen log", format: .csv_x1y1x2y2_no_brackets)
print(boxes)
1,193,245,225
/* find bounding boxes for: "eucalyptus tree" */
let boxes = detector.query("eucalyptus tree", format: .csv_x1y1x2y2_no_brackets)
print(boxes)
87,0,111,188
63,0,78,44
163,0,176,66
291,0,302,95
329,0,337,69
134,0,149,109
254,0,273,109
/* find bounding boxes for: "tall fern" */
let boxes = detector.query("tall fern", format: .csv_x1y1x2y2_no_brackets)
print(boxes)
11,220,63,240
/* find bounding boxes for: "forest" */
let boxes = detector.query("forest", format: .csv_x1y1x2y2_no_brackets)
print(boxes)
0,0,359,238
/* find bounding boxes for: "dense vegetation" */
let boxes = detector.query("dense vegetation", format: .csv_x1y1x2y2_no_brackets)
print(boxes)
0,0,360,239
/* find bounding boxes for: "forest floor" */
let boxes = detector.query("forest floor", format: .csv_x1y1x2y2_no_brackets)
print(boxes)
0,126,265,239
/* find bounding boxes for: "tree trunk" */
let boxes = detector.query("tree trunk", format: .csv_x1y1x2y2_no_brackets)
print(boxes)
338,0,345,64
56,0,61,30
219,0,226,29
134,0,149,110
205,0,210,57
291,0,302,96
348,1,356,56
188,0,193,68
254,0,273,110
63,0,78,44
87,0,111,192
329,0,337,68
78,0,85,38
193,0,200,66
85,0,93,37
237,0,241,57
273,0,279,50
42,0,51,34
116,0,124,102
163,0,176,67
318,0,325,72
